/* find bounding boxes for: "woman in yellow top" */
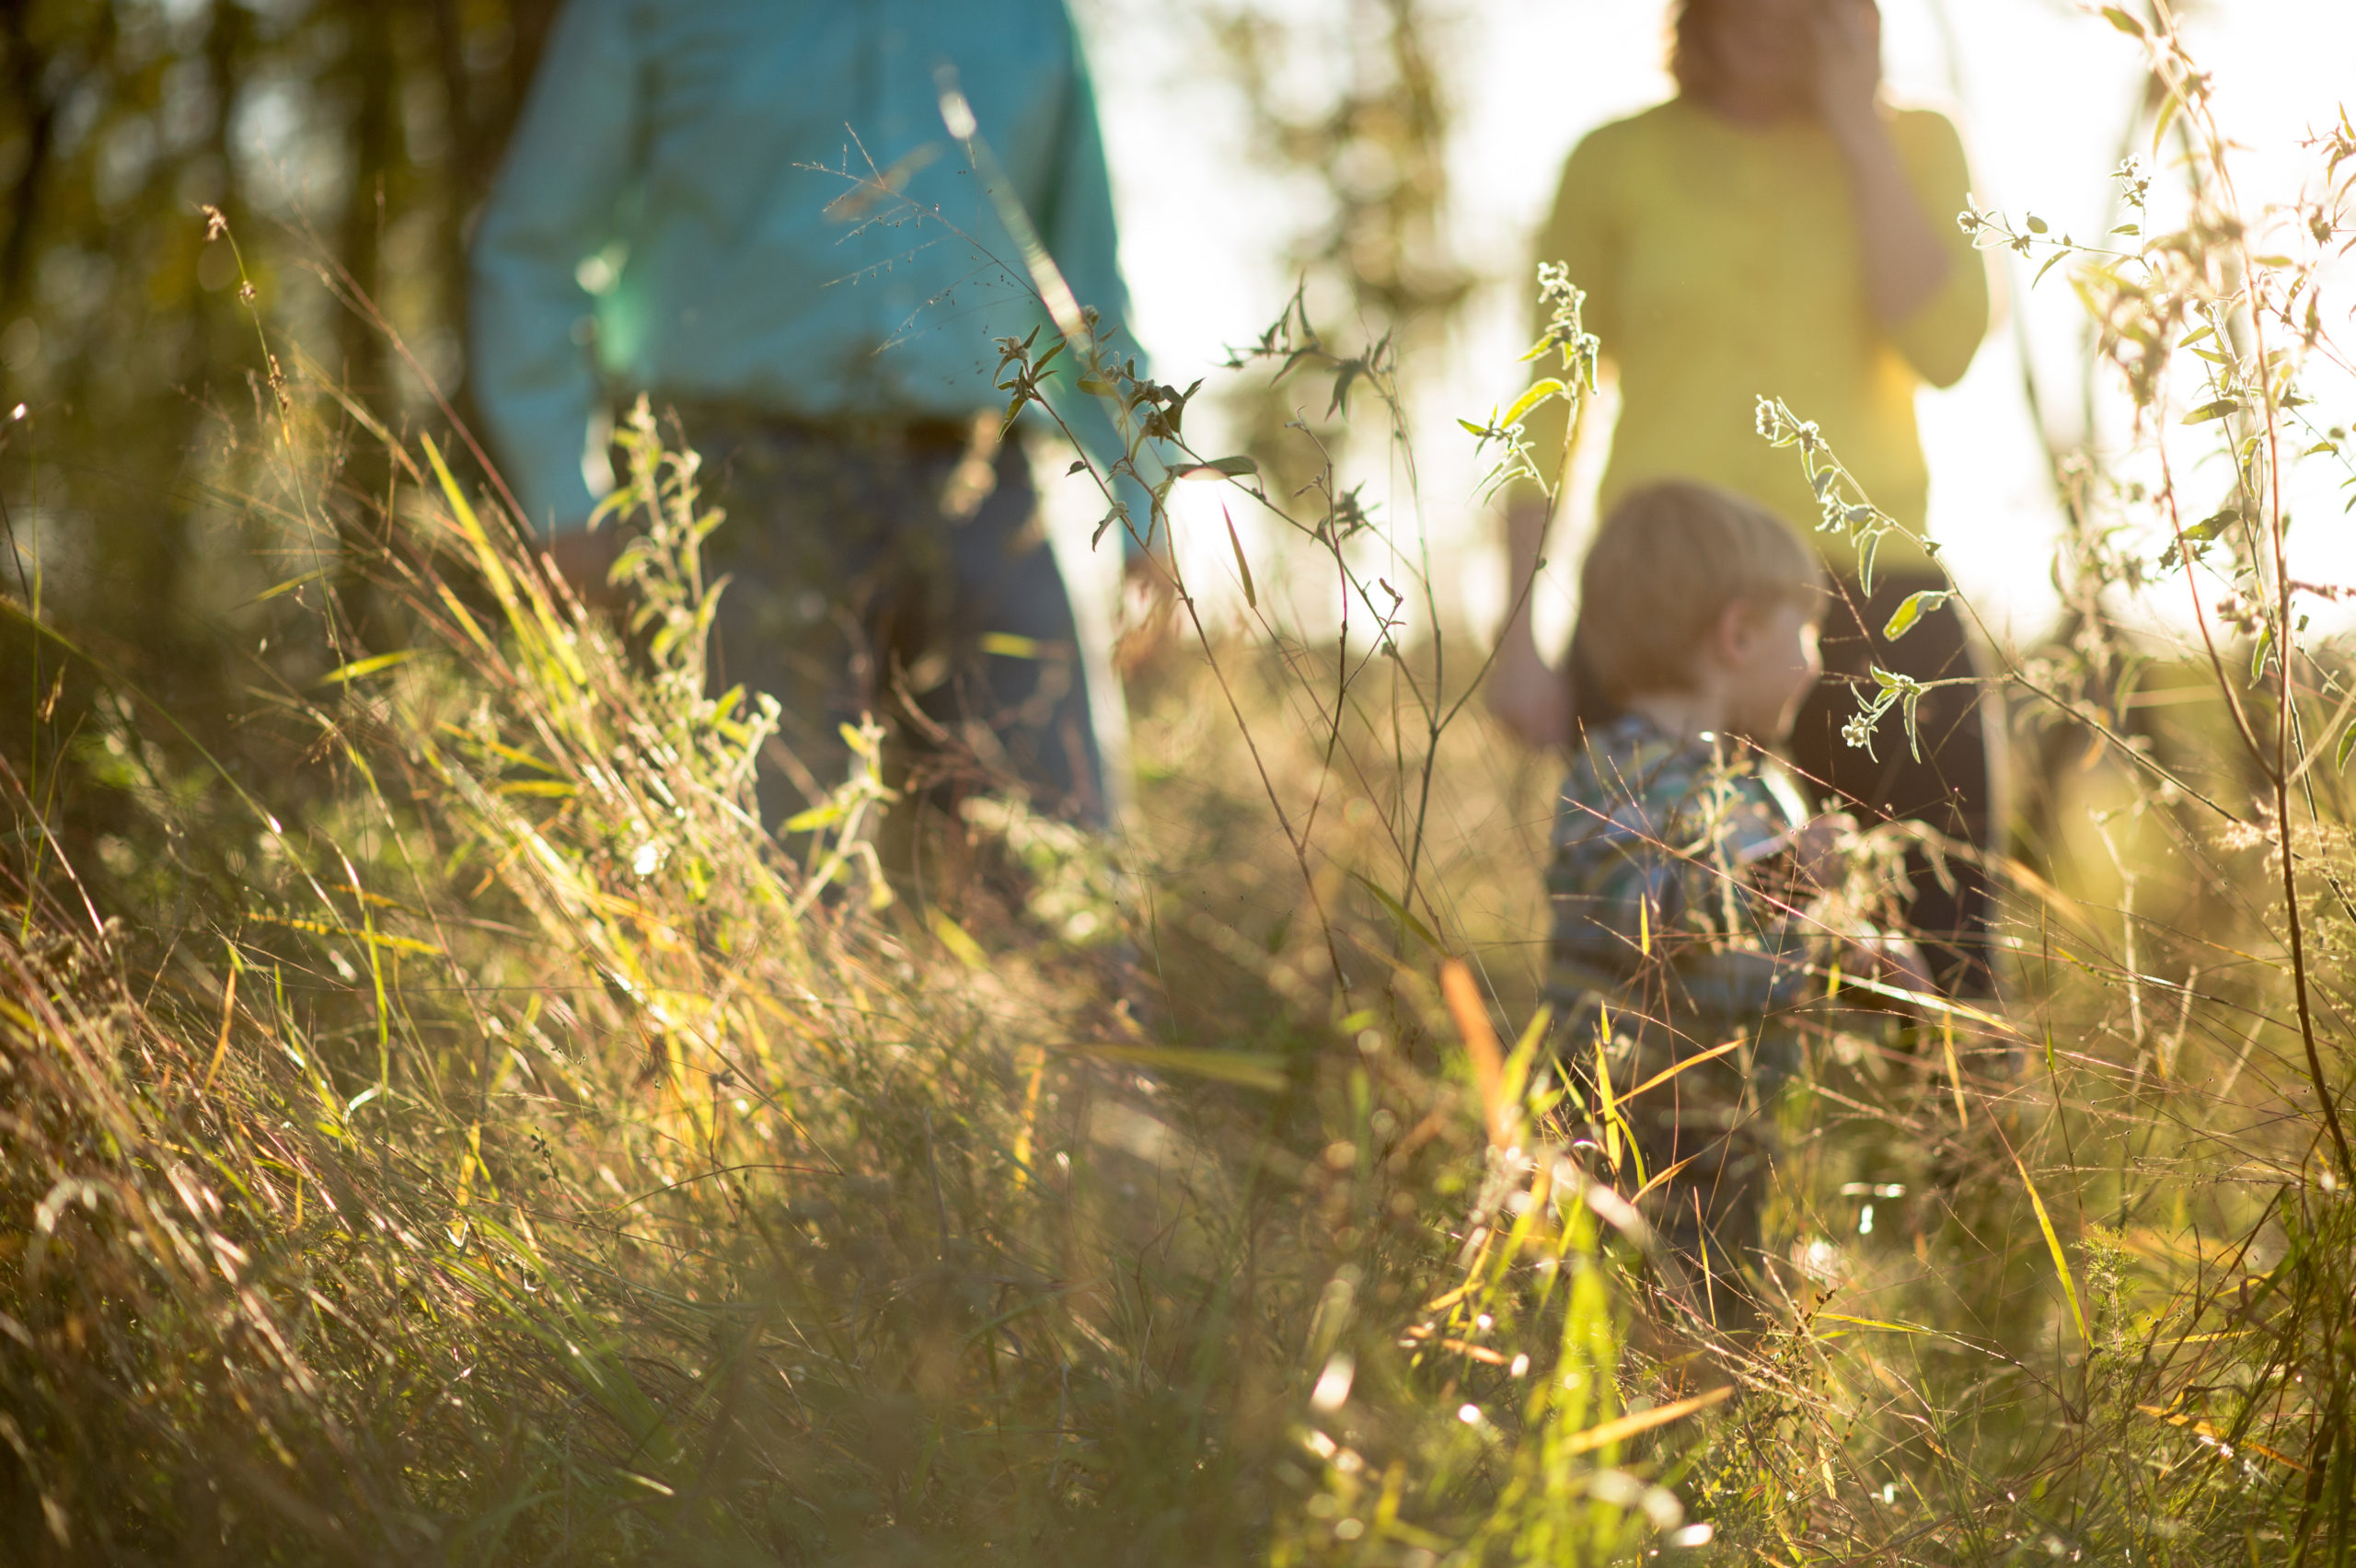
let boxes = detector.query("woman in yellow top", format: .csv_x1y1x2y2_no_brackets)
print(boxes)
1494,0,1998,994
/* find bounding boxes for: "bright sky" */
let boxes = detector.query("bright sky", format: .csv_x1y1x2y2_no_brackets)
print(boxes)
1063,0,2356,655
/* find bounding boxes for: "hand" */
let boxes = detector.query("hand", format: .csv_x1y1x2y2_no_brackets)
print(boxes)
1113,551,1182,675
546,527,624,611
1808,0,1885,146
1489,636,1572,750
1846,930,1934,997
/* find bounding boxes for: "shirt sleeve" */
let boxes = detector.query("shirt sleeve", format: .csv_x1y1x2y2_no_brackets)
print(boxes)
1507,128,1619,513
466,0,641,536
1034,11,1161,562
1884,109,1991,391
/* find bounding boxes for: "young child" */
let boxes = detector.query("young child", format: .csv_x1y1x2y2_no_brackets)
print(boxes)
1545,479,1922,1331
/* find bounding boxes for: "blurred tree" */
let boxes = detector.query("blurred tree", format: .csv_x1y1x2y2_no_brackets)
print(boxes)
1184,0,1471,545
0,0,560,692
1213,0,1467,342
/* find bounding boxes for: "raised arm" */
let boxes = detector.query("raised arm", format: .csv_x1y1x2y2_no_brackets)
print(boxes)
467,0,641,541
1812,2,1989,385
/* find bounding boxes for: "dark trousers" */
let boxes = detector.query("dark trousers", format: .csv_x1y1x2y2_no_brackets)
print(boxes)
1784,570,2000,996
1569,1012,1784,1333
683,412,1106,834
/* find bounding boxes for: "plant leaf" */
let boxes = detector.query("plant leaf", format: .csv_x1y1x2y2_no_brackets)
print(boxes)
2012,1153,2088,1342
1500,378,1567,429
1053,1043,1288,1092
1179,455,1258,480
1350,870,1440,952
781,801,846,834
2151,87,2182,158
1222,504,1256,611
318,649,420,686
930,910,988,971
1882,590,1952,642
2180,508,2240,543
2182,398,2240,424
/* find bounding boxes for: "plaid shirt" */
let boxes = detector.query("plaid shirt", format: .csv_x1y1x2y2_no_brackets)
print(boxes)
1546,711,1831,1072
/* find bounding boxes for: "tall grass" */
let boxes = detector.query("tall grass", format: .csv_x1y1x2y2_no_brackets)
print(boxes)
4,9,2355,1564
0,317,1663,1562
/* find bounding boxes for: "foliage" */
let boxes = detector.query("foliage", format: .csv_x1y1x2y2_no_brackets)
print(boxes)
3,5,2356,1566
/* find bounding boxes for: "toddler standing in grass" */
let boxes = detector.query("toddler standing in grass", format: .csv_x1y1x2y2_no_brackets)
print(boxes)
1544,479,1924,1332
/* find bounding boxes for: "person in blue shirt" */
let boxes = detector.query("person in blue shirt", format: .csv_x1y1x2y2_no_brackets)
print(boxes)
468,0,1149,830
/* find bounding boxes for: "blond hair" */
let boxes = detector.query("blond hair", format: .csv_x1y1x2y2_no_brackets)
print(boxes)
1573,480,1823,706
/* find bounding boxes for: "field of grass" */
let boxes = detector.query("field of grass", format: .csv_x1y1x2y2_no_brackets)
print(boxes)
4,12,2355,1565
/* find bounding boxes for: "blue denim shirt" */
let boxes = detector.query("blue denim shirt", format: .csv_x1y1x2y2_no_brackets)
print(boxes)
468,0,1144,539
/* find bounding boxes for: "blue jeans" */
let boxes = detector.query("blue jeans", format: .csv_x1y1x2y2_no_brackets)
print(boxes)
682,411,1107,832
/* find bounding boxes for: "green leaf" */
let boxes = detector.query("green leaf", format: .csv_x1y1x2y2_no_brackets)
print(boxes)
318,649,420,686
2178,326,2216,348
1052,1043,1288,1093
2251,623,2275,681
1500,378,1567,429
781,801,847,834
2100,5,2145,34
2181,508,2240,542
2335,720,2356,775
2035,249,2070,286
2013,1153,2088,1342
1179,455,1259,480
2152,88,2182,158
1222,504,1257,611
1882,590,1952,641
2182,398,2240,424
930,910,988,971
254,569,330,603
2026,214,2049,235
2110,223,2141,236
1349,870,1442,953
